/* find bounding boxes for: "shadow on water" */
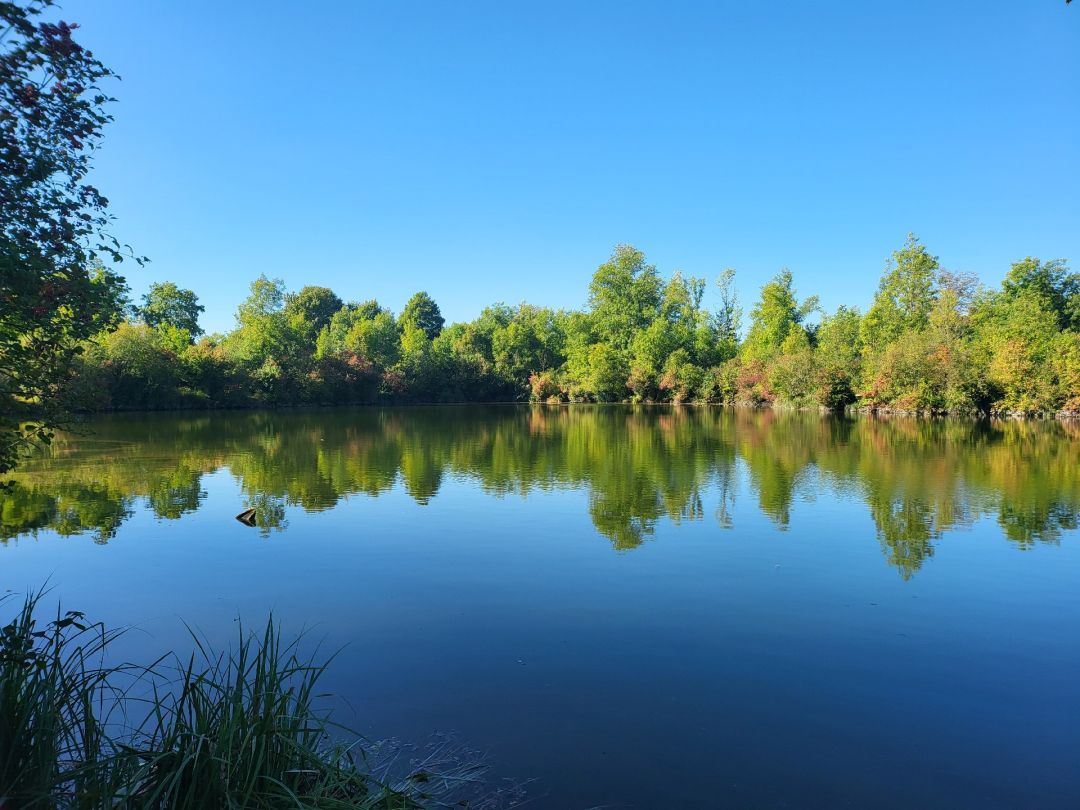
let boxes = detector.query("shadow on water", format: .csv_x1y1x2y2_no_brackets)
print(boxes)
3,405,1078,579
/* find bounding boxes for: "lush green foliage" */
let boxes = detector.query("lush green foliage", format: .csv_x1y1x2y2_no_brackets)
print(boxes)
135,281,205,338
60,238,1080,415
0,0,139,472
0,589,496,808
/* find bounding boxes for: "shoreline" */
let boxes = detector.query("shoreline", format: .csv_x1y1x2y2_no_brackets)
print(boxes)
58,400,1080,423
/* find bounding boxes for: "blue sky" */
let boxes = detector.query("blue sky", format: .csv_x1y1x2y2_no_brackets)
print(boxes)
73,0,1079,334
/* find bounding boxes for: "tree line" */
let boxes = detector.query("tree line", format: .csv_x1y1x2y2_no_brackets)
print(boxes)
63,237,1080,415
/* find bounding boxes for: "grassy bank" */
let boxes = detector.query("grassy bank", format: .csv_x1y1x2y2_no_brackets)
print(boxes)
0,590,502,809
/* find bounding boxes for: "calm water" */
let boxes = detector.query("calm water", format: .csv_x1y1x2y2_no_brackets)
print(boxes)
3,406,1079,808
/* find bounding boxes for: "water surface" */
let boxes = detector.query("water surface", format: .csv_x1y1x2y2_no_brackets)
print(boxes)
3,406,1079,808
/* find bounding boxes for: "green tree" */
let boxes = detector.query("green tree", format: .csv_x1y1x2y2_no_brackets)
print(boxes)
768,329,817,405
225,276,311,401
588,245,662,350
87,322,185,409
1051,332,1080,411
229,276,288,362
624,272,706,401
136,282,204,338
355,299,384,321
344,311,400,370
972,283,1062,412
26,240,1080,417
742,269,817,361
284,286,343,334
236,275,286,326
0,1,139,472
586,343,629,401
491,304,565,387
814,305,862,408
660,347,705,403
316,300,385,358
860,235,940,352
659,271,705,327
999,257,1079,331
628,320,678,400
926,288,983,411
712,267,742,363
558,311,596,400
400,291,444,340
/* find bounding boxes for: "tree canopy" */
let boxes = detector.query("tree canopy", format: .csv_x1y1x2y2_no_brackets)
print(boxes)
400,291,444,340
136,282,204,338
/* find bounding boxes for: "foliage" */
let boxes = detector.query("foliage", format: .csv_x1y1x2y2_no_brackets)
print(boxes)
588,244,661,350
999,257,1079,331
971,280,1064,412
136,281,204,337
30,238,1079,417
400,291,444,341
0,0,142,472
285,285,344,334
348,311,401,369
2,0,1075,479
742,269,818,362
860,234,940,353
712,267,741,363
814,305,861,408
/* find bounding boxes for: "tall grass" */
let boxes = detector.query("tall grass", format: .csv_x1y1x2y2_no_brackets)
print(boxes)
0,591,505,809
0,592,130,807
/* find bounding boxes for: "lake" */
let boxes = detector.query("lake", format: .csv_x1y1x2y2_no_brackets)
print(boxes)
3,406,1079,808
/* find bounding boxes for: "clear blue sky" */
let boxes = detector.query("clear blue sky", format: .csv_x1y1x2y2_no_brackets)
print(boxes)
72,0,1079,334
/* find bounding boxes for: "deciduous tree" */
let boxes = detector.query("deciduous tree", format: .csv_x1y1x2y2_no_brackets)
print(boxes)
401,291,444,340
136,282,203,338
1,0,139,471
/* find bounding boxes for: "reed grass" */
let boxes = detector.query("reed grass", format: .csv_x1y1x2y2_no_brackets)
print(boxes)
0,590,500,809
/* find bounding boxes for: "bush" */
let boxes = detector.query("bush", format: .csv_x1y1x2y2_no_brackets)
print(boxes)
735,358,774,405
815,365,856,410
1051,332,1080,411
768,349,816,407
659,349,704,403
528,370,562,402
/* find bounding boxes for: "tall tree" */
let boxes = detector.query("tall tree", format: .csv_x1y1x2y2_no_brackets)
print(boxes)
343,310,399,370
814,305,862,408
712,267,742,362
316,299,385,358
742,269,818,360
1,1,138,472
400,291,444,340
860,235,940,352
588,245,662,350
136,282,204,337
999,257,1079,331
284,285,343,333
228,275,293,365
236,275,285,324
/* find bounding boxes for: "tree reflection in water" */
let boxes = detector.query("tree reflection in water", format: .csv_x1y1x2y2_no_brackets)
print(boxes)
3,406,1077,579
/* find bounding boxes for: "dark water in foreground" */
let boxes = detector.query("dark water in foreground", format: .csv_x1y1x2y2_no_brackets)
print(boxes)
3,406,1079,808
